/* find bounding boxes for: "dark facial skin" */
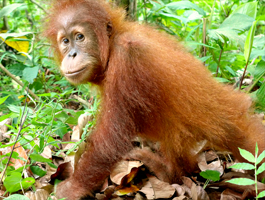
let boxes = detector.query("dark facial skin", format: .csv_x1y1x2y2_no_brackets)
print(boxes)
56,12,101,84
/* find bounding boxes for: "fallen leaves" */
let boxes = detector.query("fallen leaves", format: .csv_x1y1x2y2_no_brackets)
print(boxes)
111,161,143,185
0,114,265,200
140,176,175,199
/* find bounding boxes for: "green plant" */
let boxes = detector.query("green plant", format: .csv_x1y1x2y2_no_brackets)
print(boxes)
227,143,265,199
200,169,221,189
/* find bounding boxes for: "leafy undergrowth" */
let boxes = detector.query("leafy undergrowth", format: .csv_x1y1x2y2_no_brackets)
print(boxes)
0,114,264,200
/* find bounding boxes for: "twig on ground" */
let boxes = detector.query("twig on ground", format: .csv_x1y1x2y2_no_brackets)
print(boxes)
0,94,29,183
0,63,39,101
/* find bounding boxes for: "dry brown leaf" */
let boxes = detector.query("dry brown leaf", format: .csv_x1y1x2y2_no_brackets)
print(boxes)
197,152,224,175
181,176,194,188
63,149,76,171
140,175,175,199
172,184,185,196
71,125,80,141
111,160,143,185
111,197,124,200
181,177,195,198
114,165,142,196
61,124,87,171
134,193,145,200
190,184,209,200
220,189,241,200
0,187,5,198
95,193,107,200
25,189,49,200
0,118,11,140
74,141,86,170
115,185,140,196
205,150,219,162
78,113,91,137
9,143,28,169
221,171,253,179
172,196,187,200
41,146,52,159
191,183,197,200
103,185,115,197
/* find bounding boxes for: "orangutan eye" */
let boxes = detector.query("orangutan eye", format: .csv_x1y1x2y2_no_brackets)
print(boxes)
62,38,69,45
76,33,84,41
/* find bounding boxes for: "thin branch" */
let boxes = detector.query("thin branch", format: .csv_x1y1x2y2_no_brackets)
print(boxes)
0,63,39,101
29,0,48,14
239,62,249,90
246,57,259,93
208,0,216,28
215,48,223,77
14,123,48,149
72,95,92,108
143,0,147,22
202,18,207,58
0,97,29,183
25,10,34,30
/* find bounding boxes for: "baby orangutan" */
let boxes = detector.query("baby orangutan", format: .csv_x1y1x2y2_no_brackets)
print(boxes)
45,0,265,199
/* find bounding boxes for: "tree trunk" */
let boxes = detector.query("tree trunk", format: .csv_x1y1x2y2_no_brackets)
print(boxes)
2,0,9,30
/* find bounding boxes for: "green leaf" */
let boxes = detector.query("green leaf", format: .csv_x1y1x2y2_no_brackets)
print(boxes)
208,13,254,45
47,137,60,149
200,170,220,182
232,2,257,19
239,148,255,163
31,121,48,127
226,178,255,185
257,190,265,198
220,13,254,32
55,126,68,139
256,82,265,107
8,63,28,76
0,95,9,105
47,162,58,169
3,172,34,194
7,105,34,116
21,177,35,190
225,66,236,77
30,166,47,177
54,121,69,139
254,61,265,81
8,151,19,159
244,21,257,63
257,150,265,165
0,4,24,19
208,28,244,45
0,113,12,122
22,66,39,84
4,194,30,200
229,163,255,170
30,154,52,163
0,32,32,40
257,163,265,175
166,1,206,16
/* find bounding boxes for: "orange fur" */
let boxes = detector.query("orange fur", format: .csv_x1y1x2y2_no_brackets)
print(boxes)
45,0,265,199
